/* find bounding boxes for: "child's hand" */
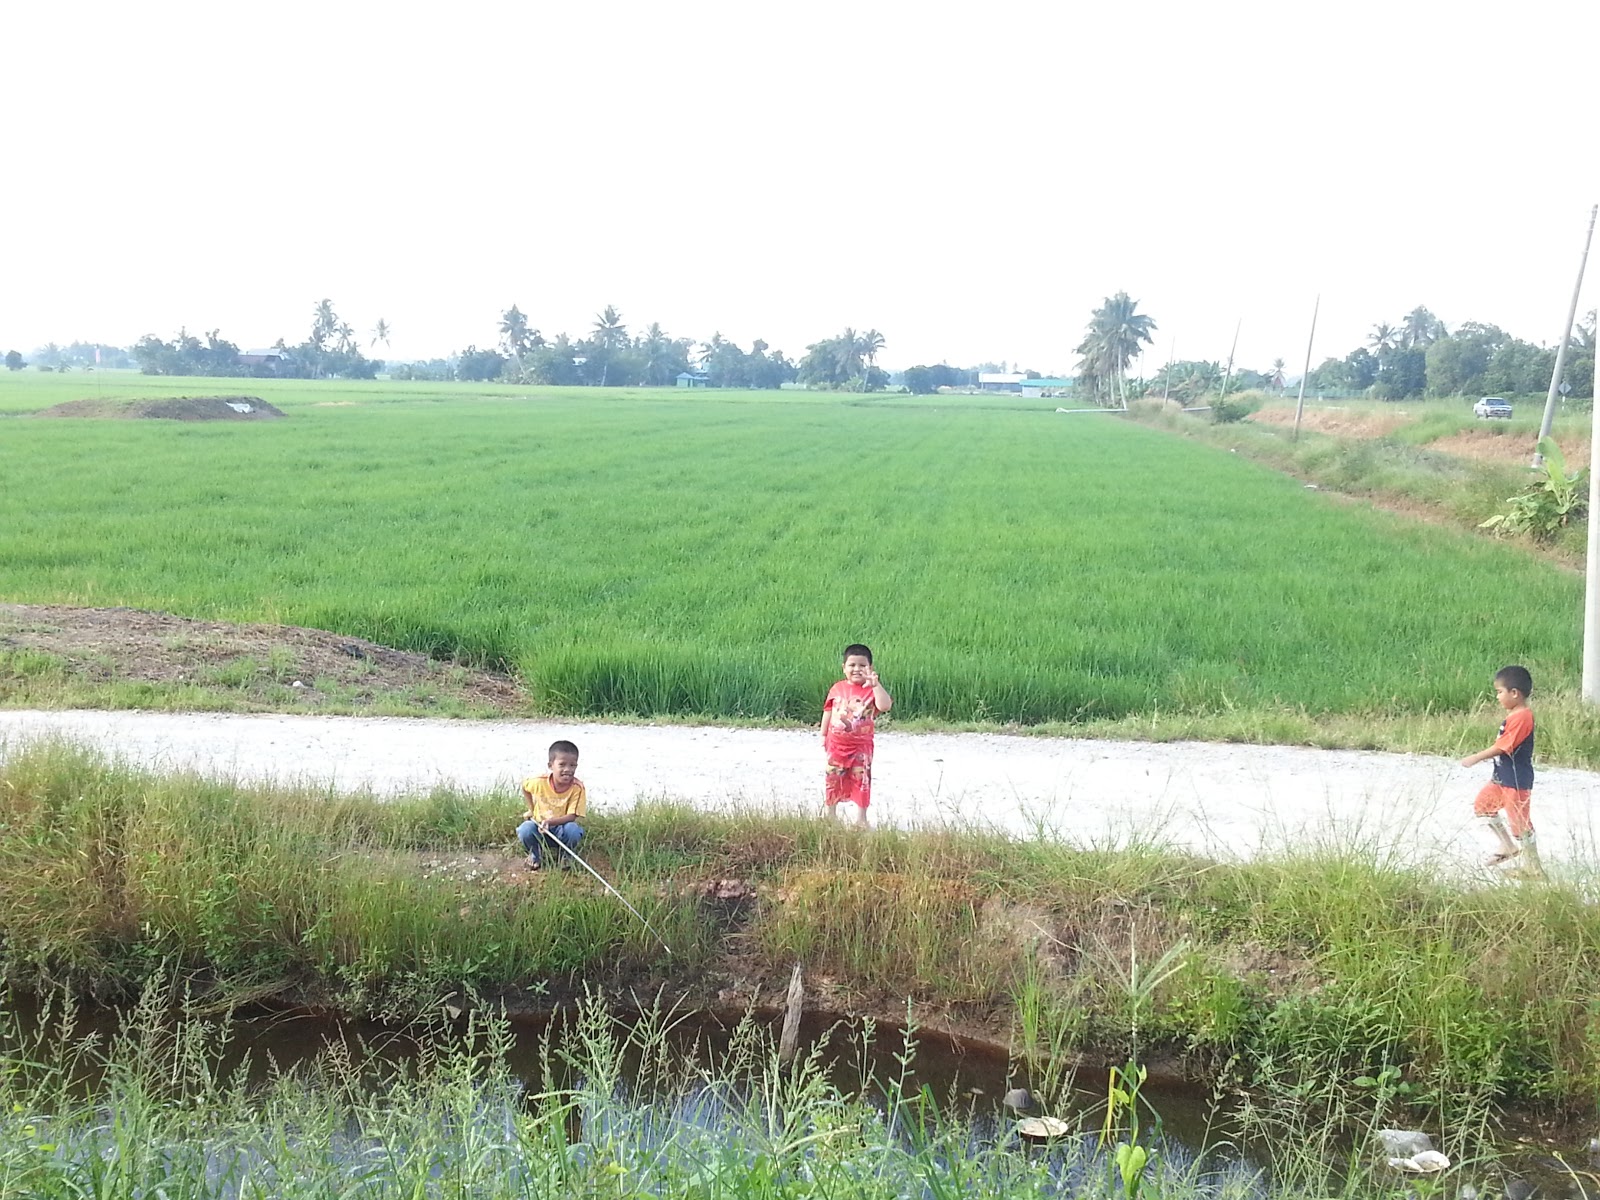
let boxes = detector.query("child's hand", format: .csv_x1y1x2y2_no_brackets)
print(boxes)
864,668,881,689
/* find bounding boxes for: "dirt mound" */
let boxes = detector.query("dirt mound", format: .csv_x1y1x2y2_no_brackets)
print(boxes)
1250,406,1410,438
0,604,523,715
1429,429,1591,469
33,396,286,421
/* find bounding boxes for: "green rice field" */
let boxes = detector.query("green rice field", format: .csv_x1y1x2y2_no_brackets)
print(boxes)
0,371,1582,724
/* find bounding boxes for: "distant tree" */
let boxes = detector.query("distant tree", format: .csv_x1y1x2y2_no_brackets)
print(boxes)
527,334,580,385
1375,346,1426,399
499,305,536,359
856,329,886,389
1076,292,1156,406
311,299,337,350
1367,322,1400,356
370,319,391,350
1401,305,1447,349
1268,358,1287,390
1566,309,1596,400
455,345,506,381
4,350,22,371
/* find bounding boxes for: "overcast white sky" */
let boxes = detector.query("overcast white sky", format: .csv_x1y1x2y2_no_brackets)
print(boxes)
4,0,1598,374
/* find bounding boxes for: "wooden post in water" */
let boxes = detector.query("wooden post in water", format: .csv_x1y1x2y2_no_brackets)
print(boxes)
778,963,804,1065
1292,296,1321,442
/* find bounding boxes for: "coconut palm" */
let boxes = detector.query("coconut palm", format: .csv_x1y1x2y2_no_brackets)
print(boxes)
310,299,337,350
1368,322,1400,355
370,319,391,350
499,306,533,358
591,305,627,385
856,329,885,390
1077,293,1156,407
1269,358,1287,391
335,322,356,355
1401,306,1446,349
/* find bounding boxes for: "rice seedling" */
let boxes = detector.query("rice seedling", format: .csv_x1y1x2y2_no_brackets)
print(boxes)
0,377,1582,727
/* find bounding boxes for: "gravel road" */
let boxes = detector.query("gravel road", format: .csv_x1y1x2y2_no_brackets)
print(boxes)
4,709,1598,872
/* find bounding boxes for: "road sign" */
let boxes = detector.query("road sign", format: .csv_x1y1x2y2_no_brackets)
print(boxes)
1560,381,1572,395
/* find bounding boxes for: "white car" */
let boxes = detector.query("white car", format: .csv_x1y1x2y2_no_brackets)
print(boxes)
1473,397,1513,419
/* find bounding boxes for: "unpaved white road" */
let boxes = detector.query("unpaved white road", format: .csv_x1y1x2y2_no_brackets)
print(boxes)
4,709,1599,873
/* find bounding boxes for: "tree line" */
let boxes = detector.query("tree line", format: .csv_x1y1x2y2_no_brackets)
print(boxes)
1056,296,1596,406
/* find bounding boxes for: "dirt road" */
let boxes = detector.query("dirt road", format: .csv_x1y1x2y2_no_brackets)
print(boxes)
4,709,1598,872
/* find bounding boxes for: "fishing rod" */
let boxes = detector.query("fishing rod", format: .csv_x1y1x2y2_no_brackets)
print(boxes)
548,833,674,956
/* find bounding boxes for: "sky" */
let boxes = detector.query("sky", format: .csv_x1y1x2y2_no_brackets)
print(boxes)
4,0,1598,375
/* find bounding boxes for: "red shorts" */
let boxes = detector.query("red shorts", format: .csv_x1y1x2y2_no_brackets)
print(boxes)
825,749,872,809
1474,783,1533,837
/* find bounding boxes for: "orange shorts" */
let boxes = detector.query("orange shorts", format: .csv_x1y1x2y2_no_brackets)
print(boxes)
1474,783,1532,837
825,750,872,809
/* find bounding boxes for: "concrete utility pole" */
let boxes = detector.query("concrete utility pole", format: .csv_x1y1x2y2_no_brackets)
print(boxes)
1584,343,1600,704
1292,295,1320,442
1216,319,1241,407
1534,204,1597,468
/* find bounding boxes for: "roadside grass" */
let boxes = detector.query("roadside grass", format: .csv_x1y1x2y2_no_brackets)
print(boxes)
4,744,1600,1115
1134,395,1589,558
0,376,1585,727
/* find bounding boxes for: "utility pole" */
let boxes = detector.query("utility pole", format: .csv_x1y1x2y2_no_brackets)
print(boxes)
1584,342,1600,703
1216,319,1241,408
1292,295,1321,442
1534,204,1597,468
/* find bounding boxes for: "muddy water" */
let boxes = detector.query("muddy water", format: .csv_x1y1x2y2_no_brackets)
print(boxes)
4,992,1238,1170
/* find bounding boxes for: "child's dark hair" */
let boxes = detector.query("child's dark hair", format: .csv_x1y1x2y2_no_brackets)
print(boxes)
1495,665,1533,696
842,643,873,664
548,739,579,760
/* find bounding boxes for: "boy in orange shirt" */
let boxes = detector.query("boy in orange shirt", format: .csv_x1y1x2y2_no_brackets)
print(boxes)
821,643,892,828
517,739,586,871
1459,665,1539,873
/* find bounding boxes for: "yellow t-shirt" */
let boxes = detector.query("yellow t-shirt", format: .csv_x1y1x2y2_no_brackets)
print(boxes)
522,773,587,823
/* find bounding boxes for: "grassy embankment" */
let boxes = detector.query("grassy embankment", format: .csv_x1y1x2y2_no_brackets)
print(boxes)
1131,393,1591,558
4,743,1600,1121
3,373,1598,760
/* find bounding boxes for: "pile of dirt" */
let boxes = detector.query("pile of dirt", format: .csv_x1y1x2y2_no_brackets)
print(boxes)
33,396,286,421
1429,429,1590,468
1249,406,1410,438
0,603,523,714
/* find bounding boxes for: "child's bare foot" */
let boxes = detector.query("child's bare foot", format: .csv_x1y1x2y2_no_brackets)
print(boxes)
525,854,542,871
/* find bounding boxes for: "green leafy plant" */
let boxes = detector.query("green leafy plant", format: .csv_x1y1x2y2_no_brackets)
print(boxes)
1481,438,1587,541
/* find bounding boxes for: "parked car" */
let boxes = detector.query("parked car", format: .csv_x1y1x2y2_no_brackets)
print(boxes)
1474,397,1513,419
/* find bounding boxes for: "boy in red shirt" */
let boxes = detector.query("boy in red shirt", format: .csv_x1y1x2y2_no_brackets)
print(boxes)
821,643,892,828
1459,665,1539,873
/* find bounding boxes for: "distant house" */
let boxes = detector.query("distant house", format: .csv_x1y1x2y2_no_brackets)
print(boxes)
977,372,1028,393
238,348,286,371
676,371,710,388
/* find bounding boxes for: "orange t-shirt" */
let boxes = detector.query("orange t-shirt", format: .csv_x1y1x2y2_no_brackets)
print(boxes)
1489,707,1535,790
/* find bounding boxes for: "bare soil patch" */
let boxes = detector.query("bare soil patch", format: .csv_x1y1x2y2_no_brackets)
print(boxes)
1430,428,1590,468
1249,407,1410,438
32,396,287,421
0,603,523,714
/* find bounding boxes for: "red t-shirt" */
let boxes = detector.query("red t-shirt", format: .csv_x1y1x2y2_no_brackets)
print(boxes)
824,680,878,756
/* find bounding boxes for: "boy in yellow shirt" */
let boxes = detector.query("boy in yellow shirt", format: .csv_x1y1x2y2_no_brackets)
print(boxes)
517,739,586,871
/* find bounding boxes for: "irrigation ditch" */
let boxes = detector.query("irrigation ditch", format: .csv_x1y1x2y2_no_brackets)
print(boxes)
5,740,1600,1195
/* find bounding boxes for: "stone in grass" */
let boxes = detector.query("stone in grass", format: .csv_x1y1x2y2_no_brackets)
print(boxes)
1015,1116,1070,1141
1003,1087,1033,1111
1376,1129,1450,1173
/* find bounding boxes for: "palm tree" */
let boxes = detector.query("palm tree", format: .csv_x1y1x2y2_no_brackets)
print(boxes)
591,305,627,385
370,319,391,350
832,328,864,383
1268,358,1287,391
856,329,885,390
641,322,675,385
310,299,337,350
1368,322,1400,356
1401,306,1446,349
1077,293,1156,407
499,306,533,358
335,322,356,355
